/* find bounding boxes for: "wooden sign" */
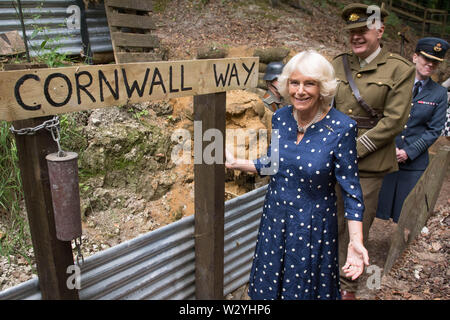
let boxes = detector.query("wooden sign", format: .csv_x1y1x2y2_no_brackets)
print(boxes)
0,57,258,121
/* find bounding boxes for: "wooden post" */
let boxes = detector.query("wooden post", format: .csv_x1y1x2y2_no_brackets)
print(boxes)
422,9,427,37
12,117,79,299
193,92,226,299
5,64,79,300
75,0,93,64
383,145,450,274
442,13,447,39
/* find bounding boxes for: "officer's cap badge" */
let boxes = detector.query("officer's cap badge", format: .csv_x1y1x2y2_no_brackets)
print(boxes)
349,13,359,22
434,43,442,52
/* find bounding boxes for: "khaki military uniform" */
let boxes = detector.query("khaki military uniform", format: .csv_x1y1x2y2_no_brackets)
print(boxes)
332,47,416,176
332,46,415,293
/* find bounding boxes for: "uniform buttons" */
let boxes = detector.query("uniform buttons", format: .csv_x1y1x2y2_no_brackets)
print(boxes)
411,103,414,106
401,135,405,139
378,82,382,85
348,109,353,114
404,125,408,128
357,73,362,78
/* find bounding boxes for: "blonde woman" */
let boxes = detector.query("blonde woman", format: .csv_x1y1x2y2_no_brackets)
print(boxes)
226,50,369,300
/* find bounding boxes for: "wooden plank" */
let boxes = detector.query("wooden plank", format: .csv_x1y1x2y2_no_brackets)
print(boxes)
391,7,423,22
397,0,425,10
108,12,156,29
422,8,446,14
106,0,153,11
383,146,450,274
2,63,48,71
111,32,160,48
115,52,163,63
424,19,443,26
104,0,121,64
0,57,259,121
194,92,226,299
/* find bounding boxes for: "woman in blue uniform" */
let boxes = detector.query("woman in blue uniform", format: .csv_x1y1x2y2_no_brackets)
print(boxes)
377,37,449,223
225,50,369,300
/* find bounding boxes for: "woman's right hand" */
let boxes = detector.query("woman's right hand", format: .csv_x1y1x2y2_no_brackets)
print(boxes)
225,148,235,169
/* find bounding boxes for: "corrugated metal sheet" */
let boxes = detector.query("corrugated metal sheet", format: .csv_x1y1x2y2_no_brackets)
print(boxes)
0,185,267,300
0,0,112,57
84,1,112,54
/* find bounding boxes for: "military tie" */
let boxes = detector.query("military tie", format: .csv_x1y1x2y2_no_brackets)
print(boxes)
412,81,422,98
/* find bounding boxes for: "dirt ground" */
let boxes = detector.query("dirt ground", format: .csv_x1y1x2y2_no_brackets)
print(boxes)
1,0,449,299
227,139,450,300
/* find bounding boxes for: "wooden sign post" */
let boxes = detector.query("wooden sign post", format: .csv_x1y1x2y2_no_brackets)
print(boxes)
0,57,258,300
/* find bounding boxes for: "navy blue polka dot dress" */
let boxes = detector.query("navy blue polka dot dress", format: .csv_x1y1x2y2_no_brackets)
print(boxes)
249,105,364,300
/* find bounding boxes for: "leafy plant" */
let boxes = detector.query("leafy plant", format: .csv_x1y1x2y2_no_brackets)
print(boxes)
17,1,74,67
0,121,32,263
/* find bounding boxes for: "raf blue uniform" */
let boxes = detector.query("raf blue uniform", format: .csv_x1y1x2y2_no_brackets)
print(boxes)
376,37,448,223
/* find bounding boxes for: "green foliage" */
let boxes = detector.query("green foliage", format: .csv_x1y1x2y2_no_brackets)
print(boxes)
12,1,74,67
153,0,170,12
0,121,32,263
59,113,88,153
385,11,402,28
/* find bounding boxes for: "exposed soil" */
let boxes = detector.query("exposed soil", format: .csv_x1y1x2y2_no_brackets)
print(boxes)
1,0,449,300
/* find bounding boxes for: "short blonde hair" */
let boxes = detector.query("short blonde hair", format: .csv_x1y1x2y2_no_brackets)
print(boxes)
277,50,337,108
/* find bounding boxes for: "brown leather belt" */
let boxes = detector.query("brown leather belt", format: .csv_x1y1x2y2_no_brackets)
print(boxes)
349,115,380,129
342,55,382,129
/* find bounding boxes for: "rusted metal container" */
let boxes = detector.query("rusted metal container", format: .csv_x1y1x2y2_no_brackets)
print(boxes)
46,151,82,241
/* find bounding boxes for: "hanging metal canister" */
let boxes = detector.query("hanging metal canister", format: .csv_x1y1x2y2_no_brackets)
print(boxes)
46,151,82,242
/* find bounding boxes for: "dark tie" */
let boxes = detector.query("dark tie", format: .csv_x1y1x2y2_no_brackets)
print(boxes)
413,81,422,98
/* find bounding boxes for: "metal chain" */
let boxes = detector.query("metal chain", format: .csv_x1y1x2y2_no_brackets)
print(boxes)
74,236,84,267
9,116,60,136
10,116,66,157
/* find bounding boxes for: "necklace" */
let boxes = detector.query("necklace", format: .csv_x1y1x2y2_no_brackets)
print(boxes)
293,107,323,133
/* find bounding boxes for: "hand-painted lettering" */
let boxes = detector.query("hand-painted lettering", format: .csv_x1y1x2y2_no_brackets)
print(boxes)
122,67,149,98
213,63,230,87
181,65,192,92
99,69,119,102
149,67,167,95
44,73,72,107
75,71,96,104
228,63,240,86
242,62,256,85
14,74,41,111
169,66,179,93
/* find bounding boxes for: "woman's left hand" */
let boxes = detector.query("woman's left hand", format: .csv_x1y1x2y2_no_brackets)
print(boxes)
342,240,369,280
396,148,408,163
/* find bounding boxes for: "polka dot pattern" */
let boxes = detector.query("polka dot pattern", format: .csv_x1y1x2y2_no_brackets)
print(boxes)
250,106,364,300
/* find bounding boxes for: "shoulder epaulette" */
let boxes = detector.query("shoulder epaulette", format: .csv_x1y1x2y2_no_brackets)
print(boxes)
332,52,351,61
386,52,413,66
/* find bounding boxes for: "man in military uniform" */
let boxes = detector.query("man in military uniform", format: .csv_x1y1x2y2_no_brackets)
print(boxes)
262,61,285,112
376,38,448,223
332,3,416,299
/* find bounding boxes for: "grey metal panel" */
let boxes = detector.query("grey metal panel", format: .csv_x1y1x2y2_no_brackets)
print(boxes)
0,276,41,300
0,0,82,56
0,185,267,300
84,3,112,53
0,0,112,56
